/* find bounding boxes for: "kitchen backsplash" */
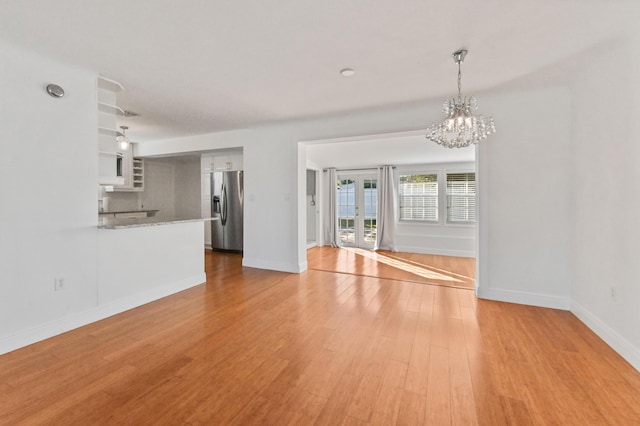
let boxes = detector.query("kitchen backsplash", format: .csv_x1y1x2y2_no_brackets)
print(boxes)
99,187,140,212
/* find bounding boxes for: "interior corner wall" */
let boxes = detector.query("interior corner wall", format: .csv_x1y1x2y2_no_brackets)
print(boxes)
0,40,100,348
569,38,640,371
476,86,572,310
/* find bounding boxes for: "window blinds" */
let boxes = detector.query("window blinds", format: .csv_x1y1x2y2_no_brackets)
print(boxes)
446,172,476,223
399,174,438,221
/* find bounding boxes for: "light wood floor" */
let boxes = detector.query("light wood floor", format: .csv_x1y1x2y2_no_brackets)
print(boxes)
2,251,640,425
307,246,476,289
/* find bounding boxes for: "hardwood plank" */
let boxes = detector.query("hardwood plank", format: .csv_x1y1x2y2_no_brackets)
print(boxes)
448,318,478,426
424,345,451,424
368,359,408,424
314,373,362,426
391,310,418,363
397,390,427,426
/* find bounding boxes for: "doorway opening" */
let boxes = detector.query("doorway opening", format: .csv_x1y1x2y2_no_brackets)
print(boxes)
300,129,479,292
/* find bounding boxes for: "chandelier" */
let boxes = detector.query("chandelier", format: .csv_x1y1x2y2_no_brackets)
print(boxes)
426,49,495,148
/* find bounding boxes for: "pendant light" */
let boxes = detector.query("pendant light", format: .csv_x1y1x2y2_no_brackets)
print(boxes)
117,125,130,150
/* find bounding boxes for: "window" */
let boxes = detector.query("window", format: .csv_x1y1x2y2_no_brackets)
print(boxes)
447,172,476,223
399,174,438,221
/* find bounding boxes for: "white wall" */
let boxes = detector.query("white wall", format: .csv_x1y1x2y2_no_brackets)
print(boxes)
476,86,573,310
0,40,99,341
569,38,640,370
0,42,206,354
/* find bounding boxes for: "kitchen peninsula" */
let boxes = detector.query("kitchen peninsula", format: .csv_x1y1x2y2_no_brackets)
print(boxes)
99,215,211,229
96,216,214,313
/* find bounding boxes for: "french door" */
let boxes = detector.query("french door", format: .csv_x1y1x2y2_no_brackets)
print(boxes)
336,174,377,248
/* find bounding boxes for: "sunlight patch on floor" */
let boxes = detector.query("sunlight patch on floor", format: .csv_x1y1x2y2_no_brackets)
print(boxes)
343,247,465,284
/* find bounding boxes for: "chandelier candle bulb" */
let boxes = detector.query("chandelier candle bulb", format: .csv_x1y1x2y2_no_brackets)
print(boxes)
426,49,495,148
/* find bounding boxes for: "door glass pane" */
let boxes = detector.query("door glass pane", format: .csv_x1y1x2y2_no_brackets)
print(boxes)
363,178,377,246
337,179,356,244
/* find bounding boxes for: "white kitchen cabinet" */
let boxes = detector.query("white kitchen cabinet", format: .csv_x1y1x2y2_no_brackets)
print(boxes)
201,152,243,173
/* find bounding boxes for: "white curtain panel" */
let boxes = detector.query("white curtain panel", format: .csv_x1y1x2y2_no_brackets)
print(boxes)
376,165,396,251
323,168,339,247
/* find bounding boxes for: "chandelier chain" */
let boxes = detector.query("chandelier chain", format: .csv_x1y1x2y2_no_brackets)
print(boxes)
457,61,462,103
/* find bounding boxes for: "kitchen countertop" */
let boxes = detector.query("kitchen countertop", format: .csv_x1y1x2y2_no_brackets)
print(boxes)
98,216,218,229
98,209,160,215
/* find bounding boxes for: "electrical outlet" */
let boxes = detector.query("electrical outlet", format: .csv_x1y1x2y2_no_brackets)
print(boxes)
54,277,65,291
610,286,617,302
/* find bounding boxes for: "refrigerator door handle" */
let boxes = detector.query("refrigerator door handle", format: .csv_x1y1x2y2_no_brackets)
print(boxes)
221,183,227,226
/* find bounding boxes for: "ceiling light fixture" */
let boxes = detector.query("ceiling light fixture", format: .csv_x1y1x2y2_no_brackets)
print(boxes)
340,68,355,77
116,125,130,150
426,49,495,149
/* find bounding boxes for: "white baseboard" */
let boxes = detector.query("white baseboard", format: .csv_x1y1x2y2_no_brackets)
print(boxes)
0,273,205,356
394,245,476,258
242,257,301,273
571,301,640,372
477,286,570,310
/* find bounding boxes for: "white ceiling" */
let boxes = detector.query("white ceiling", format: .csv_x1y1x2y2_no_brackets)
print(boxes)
306,133,475,169
1,1,638,142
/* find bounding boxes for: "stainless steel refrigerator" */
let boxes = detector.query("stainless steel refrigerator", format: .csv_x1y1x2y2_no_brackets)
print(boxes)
210,170,243,252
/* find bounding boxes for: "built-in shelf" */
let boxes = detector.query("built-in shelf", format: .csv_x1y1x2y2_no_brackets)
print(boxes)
97,76,124,186
98,102,125,116
99,176,125,186
98,127,124,137
131,158,144,190
97,76,124,93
